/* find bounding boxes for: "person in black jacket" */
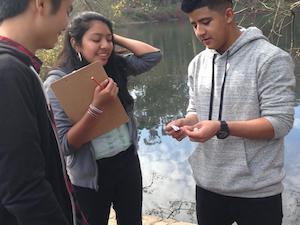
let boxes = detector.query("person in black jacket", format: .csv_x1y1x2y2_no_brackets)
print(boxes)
0,0,87,225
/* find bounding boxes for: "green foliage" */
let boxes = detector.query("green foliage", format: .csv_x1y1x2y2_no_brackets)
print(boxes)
36,35,63,80
115,3,180,24
112,0,127,19
35,0,300,80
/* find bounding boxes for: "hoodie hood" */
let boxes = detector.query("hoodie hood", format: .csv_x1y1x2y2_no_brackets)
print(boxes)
228,27,268,56
209,27,269,57
0,43,33,67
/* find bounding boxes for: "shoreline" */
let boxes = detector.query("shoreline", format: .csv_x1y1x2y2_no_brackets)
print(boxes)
108,209,196,225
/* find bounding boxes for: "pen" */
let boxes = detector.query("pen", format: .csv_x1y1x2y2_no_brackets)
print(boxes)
91,76,101,86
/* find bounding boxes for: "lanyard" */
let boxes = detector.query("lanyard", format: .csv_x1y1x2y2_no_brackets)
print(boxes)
208,54,229,121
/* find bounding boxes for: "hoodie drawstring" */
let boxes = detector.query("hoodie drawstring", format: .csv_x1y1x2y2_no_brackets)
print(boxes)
208,52,230,121
208,54,217,120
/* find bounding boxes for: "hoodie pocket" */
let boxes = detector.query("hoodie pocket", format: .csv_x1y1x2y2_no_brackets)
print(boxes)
221,138,250,176
190,137,252,192
204,138,250,175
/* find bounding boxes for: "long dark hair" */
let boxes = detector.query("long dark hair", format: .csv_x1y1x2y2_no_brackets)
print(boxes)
55,11,133,111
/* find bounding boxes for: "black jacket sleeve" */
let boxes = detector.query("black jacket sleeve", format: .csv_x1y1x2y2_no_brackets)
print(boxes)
0,59,70,225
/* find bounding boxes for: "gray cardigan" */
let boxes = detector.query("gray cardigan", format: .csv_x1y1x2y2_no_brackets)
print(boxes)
187,27,295,198
44,51,161,190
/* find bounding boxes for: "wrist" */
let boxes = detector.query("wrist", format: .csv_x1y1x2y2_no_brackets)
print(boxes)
113,34,125,46
216,120,230,139
87,104,103,119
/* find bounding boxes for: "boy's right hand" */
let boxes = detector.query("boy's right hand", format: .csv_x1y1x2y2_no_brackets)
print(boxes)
165,118,187,141
91,77,119,109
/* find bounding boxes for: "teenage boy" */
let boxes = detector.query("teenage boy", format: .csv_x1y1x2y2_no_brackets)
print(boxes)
0,0,87,225
165,0,295,225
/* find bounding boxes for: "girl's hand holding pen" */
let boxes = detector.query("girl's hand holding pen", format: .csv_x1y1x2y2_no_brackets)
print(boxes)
91,77,119,109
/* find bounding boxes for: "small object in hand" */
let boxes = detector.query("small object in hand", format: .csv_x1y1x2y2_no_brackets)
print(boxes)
193,127,199,132
171,125,180,132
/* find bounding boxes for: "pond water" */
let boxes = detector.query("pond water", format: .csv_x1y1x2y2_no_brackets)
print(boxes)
116,18,300,225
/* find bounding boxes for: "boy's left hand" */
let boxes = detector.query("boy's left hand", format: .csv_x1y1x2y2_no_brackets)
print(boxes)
183,120,221,143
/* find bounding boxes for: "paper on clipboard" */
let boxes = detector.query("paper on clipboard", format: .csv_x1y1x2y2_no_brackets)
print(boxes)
50,61,129,139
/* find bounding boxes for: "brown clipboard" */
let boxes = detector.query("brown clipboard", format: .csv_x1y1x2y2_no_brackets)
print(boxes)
50,61,129,139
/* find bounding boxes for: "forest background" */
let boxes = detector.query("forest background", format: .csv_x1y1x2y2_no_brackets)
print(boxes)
38,0,300,76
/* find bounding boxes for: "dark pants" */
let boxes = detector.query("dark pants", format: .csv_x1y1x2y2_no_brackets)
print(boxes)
74,145,142,225
196,186,283,225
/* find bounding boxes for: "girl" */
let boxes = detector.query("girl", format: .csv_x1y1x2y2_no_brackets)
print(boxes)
44,11,161,225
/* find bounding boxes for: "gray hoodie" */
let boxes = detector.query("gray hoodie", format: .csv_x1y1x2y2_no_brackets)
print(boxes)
187,27,295,198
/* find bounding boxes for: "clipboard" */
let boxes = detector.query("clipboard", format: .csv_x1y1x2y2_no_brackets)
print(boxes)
50,61,129,139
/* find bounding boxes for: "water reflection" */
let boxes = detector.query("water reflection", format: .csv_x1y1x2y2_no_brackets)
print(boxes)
282,106,300,225
116,19,300,225
139,131,196,222
138,106,300,225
